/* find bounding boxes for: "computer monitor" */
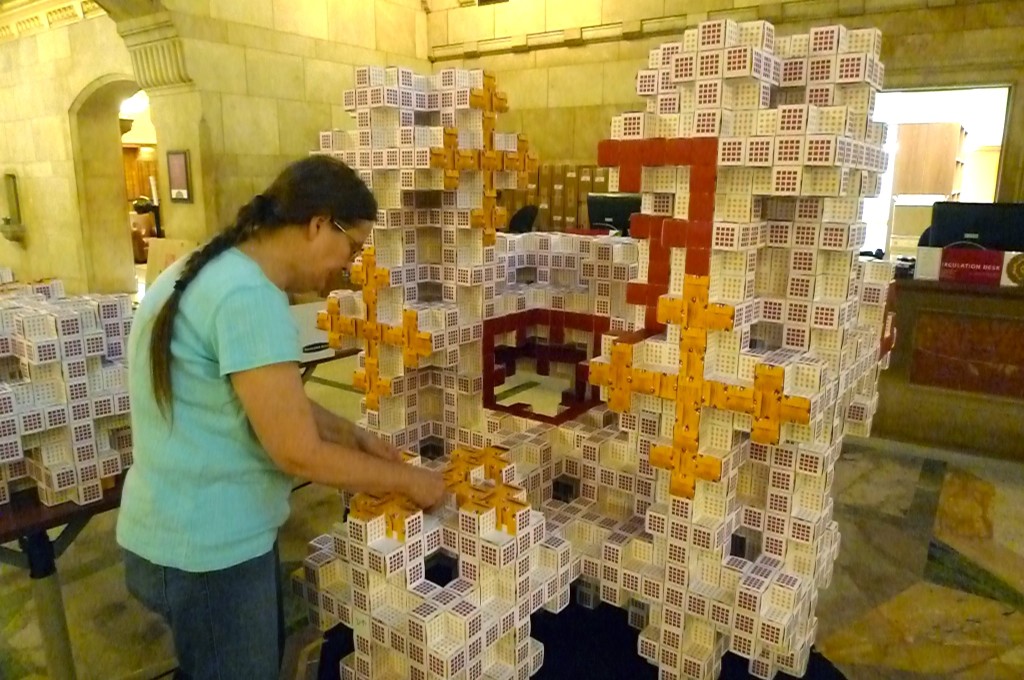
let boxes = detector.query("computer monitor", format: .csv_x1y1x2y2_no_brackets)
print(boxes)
929,202,1024,251
587,193,641,235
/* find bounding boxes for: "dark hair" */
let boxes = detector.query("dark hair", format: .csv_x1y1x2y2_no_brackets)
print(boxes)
149,155,376,418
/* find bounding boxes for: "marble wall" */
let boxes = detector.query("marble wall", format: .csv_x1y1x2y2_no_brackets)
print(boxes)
4,0,1021,291
0,0,429,289
154,0,430,234
0,16,136,292
428,0,1024,202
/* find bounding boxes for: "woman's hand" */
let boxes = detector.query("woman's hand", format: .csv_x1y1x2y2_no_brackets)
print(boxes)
402,467,447,510
354,427,403,462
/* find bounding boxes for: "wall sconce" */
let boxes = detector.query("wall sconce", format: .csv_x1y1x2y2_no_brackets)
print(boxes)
1,174,26,244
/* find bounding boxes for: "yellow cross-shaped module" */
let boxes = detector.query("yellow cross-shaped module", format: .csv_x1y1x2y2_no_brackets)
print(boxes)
381,309,435,370
591,275,812,499
347,247,395,411
444,447,530,534
349,489,421,542
452,446,515,484
317,295,361,348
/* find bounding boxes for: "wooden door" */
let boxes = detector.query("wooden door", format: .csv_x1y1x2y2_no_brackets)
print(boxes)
122,146,159,201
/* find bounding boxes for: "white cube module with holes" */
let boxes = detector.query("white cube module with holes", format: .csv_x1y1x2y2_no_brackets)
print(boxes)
302,18,895,680
0,284,133,509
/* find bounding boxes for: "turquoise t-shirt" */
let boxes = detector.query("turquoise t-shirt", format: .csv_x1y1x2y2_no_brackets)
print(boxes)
117,247,300,572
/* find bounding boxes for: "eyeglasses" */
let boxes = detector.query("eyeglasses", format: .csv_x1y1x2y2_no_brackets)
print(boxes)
332,220,366,261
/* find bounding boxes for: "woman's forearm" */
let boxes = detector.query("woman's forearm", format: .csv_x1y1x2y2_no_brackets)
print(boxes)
310,400,356,446
292,439,417,496
308,399,400,461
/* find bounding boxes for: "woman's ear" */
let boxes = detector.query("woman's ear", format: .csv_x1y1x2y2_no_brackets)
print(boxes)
308,215,329,241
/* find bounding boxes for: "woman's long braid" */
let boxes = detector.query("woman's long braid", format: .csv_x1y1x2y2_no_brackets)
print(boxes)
148,197,267,418
146,155,378,421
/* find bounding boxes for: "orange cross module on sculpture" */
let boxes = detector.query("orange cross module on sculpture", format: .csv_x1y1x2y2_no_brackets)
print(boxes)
588,137,812,500
317,246,393,411
424,74,538,248
317,69,539,417
349,445,530,541
317,250,441,410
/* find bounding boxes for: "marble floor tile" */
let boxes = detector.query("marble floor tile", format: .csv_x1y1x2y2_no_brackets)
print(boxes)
832,449,923,519
818,606,904,669
933,464,1024,599
1,511,176,680
954,656,1024,680
822,582,1024,677
815,513,928,642
0,483,345,680
924,538,1024,609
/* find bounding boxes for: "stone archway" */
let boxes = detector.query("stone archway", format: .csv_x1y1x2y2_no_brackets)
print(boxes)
69,74,141,293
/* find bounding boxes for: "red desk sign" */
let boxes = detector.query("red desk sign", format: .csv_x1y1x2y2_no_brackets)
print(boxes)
938,249,1005,286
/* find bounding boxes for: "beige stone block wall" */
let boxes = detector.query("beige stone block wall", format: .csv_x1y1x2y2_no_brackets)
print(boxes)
0,16,135,292
167,0,430,230
428,0,1024,201
0,0,428,290
146,89,220,245
439,40,648,164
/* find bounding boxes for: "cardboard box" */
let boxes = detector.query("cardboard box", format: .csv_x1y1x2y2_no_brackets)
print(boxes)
578,166,594,196
533,163,625,229
563,165,578,193
552,188,565,216
540,165,554,199
537,204,551,230
563,195,578,221
510,190,524,213
578,200,590,229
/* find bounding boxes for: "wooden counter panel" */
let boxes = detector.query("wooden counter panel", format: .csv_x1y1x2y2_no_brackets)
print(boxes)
898,278,1024,299
910,311,1024,400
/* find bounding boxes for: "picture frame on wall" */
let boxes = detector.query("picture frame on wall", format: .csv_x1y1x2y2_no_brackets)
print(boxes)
167,150,192,203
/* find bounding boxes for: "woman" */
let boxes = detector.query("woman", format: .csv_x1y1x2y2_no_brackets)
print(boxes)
117,156,446,680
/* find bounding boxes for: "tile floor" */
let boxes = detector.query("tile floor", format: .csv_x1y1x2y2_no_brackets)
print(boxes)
2,359,1023,679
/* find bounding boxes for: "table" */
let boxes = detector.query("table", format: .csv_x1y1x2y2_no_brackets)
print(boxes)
0,476,125,680
291,302,361,382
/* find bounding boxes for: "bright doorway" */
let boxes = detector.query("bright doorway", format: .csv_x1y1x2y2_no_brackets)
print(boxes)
861,87,1010,258
119,90,161,300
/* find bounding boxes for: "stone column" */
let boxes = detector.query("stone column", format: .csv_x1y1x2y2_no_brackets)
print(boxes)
117,11,218,243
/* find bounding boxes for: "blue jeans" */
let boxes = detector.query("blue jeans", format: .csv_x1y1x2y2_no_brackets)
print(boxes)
123,546,284,680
